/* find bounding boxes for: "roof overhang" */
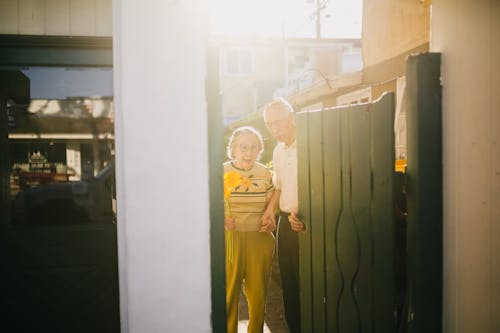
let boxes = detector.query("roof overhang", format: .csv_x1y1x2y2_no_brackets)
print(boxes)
9,133,114,140
285,71,363,108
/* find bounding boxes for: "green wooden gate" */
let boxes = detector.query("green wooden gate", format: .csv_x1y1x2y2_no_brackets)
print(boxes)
296,93,397,332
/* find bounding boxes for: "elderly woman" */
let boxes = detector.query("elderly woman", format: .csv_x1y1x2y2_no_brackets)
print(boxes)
223,126,276,333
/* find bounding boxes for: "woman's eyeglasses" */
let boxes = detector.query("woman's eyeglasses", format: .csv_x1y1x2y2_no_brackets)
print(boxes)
237,144,260,153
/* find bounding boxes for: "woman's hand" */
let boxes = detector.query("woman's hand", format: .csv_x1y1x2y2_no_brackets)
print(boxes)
225,216,235,230
289,212,305,232
260,207,277,232
259,216,276,233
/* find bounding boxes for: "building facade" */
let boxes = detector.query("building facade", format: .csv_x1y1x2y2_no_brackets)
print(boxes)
1,0,499,332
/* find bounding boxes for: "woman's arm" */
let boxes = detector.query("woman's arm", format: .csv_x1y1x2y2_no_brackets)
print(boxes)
259,189,280,232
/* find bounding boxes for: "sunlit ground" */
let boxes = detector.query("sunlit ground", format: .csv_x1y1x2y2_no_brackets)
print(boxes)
238,320,272,332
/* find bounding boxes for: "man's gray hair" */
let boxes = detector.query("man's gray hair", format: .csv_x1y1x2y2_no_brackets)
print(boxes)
263,97,295,117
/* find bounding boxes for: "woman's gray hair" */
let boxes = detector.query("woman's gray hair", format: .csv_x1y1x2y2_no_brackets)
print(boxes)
226,126,264,160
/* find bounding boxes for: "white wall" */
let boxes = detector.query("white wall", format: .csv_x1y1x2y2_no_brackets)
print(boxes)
113,1,211,332
431,1,500,332
362,0,429,67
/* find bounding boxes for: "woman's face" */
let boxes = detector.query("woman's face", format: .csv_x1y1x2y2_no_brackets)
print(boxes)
232,132,261,171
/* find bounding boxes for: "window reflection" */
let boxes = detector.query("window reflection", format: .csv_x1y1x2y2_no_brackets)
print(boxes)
3,67,115,225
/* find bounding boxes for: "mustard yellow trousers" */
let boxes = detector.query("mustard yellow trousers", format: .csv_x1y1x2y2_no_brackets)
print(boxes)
226,230,275,333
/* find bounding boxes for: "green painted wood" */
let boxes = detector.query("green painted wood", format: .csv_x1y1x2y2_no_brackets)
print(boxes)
348,103,373,333
405,53,442,333
322,108,342,333
336,106,362,332
296,110,313,333
206,46,227,333
297,93,396,333
308,110,327,332
371,93,397,330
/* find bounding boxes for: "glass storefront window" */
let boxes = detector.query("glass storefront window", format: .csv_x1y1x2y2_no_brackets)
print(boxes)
2,66,115,225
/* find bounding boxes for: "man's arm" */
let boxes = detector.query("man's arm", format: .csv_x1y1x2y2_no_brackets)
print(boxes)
260,189,281,232
264,189,280,218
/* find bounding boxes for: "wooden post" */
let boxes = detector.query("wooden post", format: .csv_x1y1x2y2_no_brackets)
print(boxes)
405,52,442,333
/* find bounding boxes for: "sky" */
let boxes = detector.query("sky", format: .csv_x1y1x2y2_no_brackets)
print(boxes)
21,67,113,99
209,0,362,39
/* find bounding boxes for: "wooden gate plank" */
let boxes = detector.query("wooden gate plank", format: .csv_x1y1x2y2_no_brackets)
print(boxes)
371,93,397,332
297,111,313,332
323,108,343,333
349,103,374,333
336,106,363,332
308,110,327,332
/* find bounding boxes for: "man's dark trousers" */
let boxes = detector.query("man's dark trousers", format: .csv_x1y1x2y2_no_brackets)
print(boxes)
278,212,301,333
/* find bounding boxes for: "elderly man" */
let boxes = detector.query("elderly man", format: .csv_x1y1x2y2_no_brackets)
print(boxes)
262,98,305,333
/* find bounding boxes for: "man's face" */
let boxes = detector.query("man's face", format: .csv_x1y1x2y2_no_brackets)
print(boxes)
264,104,295,144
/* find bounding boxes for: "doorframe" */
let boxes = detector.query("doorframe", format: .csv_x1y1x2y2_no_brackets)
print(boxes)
0,34,112,67
206,45,227,333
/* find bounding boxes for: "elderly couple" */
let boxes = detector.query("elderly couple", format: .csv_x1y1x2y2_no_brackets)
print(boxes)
224,98,305,333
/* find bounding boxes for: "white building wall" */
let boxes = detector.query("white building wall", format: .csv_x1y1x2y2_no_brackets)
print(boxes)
362,0,429,67
431,1,500,332
0,0,112,36
113,0,211,332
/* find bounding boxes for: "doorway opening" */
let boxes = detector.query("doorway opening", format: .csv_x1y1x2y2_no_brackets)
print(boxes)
0,35,119,333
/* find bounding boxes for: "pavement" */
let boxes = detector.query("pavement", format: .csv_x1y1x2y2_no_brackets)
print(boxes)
237,254,290,332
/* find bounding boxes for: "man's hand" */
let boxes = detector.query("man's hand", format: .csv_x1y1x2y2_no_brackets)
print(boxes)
289,212,305,232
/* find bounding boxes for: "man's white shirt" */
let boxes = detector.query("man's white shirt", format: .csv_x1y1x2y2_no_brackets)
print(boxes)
272,140,298,214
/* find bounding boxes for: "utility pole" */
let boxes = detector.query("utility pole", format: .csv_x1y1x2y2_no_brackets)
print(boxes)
316,0,321,38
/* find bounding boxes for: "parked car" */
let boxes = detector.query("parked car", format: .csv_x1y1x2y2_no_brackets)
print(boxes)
12,164,115,225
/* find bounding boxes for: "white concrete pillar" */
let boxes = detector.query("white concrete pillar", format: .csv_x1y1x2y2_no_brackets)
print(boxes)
113,1,211,332
431,1,500,332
